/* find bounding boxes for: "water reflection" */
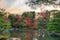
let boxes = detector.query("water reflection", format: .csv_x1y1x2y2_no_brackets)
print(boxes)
9,29,60,40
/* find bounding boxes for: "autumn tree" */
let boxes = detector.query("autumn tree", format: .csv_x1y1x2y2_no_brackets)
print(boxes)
21,12,35,29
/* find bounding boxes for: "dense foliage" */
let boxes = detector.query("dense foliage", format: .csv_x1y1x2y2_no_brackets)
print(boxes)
0,12,11,32
29,0,56,5
47,11,60,33
8,12,35,29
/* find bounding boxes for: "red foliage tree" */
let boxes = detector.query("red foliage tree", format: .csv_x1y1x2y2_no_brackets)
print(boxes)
25,18,33,27
3,16,9,22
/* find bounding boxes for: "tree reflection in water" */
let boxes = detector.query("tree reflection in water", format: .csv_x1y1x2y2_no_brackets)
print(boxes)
10,29,60,40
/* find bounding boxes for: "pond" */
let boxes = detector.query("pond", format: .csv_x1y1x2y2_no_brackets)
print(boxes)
0,29,60,40
9,29,60,40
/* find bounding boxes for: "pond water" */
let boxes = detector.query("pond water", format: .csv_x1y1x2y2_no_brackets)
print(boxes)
9,29,60,40
0,29,60,40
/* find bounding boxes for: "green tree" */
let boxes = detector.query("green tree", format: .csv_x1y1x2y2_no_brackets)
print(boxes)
8,14,16,28
22,12,35,19
22,12,35,23
47,11,60,33
0,12,11,31
8,14,22,29
38,19,47,29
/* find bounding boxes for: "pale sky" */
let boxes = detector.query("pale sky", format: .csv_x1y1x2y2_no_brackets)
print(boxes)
0,0,60,14
0,0,32,13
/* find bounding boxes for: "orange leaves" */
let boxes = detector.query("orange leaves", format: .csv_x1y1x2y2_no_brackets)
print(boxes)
25,18,33,27
3,16,9,22
33,20,38,28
